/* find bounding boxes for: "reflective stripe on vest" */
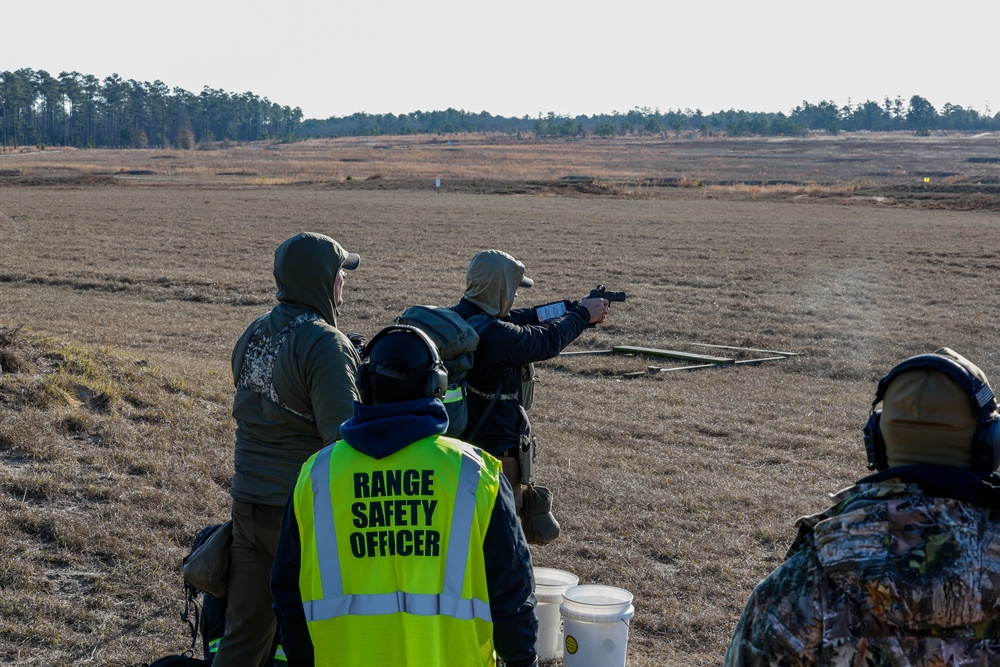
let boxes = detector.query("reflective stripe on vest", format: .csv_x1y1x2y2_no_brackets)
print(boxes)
303,444,491,624
443,386,465,404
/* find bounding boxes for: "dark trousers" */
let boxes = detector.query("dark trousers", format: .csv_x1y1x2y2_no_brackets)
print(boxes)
212,500,284,667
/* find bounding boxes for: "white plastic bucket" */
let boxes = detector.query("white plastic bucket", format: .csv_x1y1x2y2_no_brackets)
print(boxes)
560,584,634,667
533,567,579,662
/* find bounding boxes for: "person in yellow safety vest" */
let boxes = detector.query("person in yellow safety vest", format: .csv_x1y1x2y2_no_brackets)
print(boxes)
270,325,539,667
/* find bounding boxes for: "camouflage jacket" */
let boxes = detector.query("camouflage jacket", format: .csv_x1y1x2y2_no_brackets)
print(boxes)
725,465,1000,666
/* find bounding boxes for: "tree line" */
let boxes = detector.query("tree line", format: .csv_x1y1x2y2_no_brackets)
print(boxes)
301,96,999,139
1,68,303,149
3,67,997,148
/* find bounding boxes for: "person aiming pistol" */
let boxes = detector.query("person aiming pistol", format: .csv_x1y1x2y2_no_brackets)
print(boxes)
451,249,616,543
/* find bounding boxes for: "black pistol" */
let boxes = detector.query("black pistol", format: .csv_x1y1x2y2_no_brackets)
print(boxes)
589,285,627,303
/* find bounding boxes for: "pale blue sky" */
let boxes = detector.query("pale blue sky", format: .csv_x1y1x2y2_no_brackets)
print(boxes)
4,1,994,120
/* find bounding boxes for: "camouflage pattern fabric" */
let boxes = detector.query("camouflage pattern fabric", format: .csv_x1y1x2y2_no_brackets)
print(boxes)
725,478,1000,666
236,312,320,422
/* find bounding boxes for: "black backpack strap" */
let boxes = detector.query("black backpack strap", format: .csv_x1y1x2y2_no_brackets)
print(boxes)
181,580,202,652
465,385,502,441
466,312,496,333
462,312,500,441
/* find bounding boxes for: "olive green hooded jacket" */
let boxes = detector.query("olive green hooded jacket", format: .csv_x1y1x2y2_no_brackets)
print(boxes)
230,233,361,506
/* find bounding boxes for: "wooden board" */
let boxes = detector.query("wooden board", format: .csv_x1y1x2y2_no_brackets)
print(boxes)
652,356,792,373
612,346,734,364
683,342,801,356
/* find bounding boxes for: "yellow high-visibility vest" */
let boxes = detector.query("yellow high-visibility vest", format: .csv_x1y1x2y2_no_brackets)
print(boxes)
292,434,502,666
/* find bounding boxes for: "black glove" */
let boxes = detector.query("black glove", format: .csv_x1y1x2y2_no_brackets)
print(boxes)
520,484,560,545
347,332,366,356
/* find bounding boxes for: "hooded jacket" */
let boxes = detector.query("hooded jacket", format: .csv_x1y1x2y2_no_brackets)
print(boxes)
452,252,590,457
231,233,361,507
725,464,1000,666
270,397,538,667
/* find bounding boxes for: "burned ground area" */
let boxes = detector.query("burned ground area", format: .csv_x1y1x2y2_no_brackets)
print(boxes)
3,132,1000,210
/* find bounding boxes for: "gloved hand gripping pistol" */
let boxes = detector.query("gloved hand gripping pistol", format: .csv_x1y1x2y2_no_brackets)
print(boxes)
586,284,627,327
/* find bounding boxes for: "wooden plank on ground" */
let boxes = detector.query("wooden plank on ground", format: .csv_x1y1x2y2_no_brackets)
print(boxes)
650,356,791,373
612,346,734,364
683,342,801,356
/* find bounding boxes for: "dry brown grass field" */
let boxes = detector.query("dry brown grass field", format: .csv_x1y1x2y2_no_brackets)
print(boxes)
1,133,999,666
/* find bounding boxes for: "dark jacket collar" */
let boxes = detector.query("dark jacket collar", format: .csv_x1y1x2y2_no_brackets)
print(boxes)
339,398,448,460
453,298,485,318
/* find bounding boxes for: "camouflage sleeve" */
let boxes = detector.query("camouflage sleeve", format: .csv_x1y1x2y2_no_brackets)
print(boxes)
724,548,825,667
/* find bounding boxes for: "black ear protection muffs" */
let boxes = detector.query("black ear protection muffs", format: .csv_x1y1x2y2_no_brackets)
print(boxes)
357,325,448,406
863,353,1000,472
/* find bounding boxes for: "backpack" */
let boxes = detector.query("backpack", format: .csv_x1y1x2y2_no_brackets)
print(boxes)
146,523,222,666
396,305,492,437
182,524,228,663
147,524,281,666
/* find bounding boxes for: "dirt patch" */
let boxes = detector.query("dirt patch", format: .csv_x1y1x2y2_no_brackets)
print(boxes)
0,173,117,187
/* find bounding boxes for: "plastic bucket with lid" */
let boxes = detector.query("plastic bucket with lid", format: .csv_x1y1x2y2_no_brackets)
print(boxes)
560,584,634,667
533,567,579,661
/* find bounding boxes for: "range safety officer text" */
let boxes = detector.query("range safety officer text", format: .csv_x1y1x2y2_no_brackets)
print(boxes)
350,469,440,558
